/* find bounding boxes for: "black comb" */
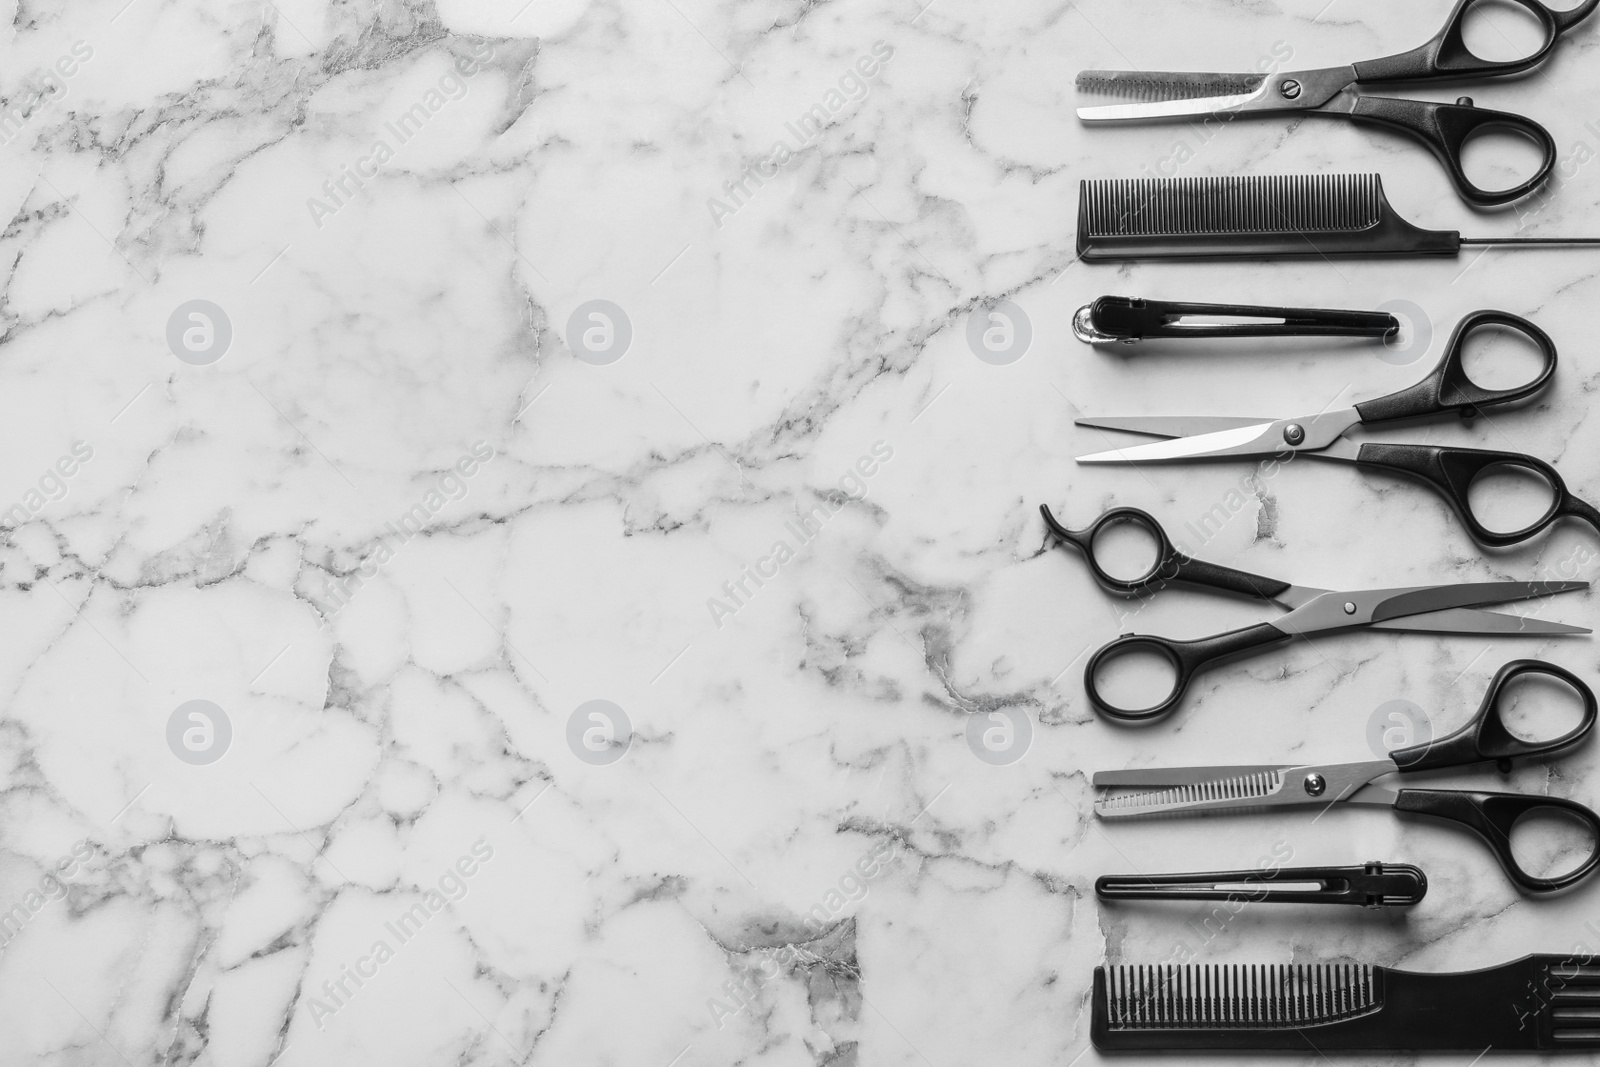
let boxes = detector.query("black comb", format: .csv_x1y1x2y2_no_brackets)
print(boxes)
1076,174,1600,260
1093,954,1600,1051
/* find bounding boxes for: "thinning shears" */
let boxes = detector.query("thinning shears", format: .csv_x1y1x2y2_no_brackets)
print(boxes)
1041,504,1589,723
1076,0,1599,206
1094,659,1600,894
1076,310,1600,549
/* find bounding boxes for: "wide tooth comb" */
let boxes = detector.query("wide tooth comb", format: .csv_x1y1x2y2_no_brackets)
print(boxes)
1075,70,1265,102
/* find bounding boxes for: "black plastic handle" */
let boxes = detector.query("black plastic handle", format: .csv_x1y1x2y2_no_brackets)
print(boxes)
1391,659,1597,771
1040,504,1291,600
1083,622,1290,724
1355,442,1600,548
1345,96,1556,207
1352,0,1597,84
1356,310,1556,425
1394,788,1600,893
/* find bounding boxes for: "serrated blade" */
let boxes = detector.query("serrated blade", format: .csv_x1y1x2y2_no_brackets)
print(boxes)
1096,768,1286,818
1076,70,1268,121
1075,70,1265,102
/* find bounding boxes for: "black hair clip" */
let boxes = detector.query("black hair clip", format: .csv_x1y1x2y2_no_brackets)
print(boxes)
1095,861,1426,908
1073,296,1399,345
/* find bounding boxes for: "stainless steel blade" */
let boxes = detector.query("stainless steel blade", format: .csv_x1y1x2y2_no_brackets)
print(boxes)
1075,415,1272,438
1093,765,1290,787
1342,782,1400,808
1370,580,1588,623
1076,409,1360,464
1366,606,1590,636
1075,65,1354,120
1095,760,1394,819
1276,581,1586,637
1075,71,1264,121
1095,768,1287,817
1076,422,1280,463
1075,70,1266,102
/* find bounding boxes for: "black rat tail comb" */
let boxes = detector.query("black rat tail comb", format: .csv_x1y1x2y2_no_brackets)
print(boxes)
1092,954,1600,1051
1076,174,1600,260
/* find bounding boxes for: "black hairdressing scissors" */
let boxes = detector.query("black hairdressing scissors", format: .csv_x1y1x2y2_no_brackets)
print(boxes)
1095,659,1600,894
1076,0,1600,206
1075,310,1600,549
1041,504,1590,723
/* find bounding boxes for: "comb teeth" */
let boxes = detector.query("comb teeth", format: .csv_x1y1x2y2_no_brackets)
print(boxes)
1549,963,1600,1045
1105,964,1379,1030
1097,770,1282,815
1076,70,1264,102
1080,175,1384,237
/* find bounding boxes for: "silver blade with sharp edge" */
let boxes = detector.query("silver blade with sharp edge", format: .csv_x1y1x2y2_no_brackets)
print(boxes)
1095,760,1395,819
1076,410,1360,464
1367,606,1590,636
1075,415,1273,438
1273,581,1588,637
1367,581,1587,622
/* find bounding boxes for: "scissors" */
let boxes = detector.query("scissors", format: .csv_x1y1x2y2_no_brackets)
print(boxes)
1093,659,1600,894
1040,503,1589,722
1075,0,1599,207
1075,310,1600,549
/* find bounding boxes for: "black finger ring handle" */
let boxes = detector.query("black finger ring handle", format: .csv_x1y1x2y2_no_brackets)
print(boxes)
1084,622,1289,725
1354,442,1591,548
1395,788,1600,893
1391,659,1596,772
1347,97,1556,208
1354,309,1556,425
1041,504,1292,600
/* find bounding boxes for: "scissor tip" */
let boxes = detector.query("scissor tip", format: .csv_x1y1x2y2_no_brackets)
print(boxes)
1552,580,1591,593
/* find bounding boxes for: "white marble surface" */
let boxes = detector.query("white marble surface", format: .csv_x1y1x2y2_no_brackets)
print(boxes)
2,0,1600,1063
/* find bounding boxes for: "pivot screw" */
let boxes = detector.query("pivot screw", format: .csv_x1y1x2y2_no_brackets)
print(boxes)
1283,423,1305,445
1343,601,1357,615
1303,773,1327,796
1280,79,1302,99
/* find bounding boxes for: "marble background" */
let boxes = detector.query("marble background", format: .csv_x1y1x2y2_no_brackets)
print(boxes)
2,0,1599,1063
